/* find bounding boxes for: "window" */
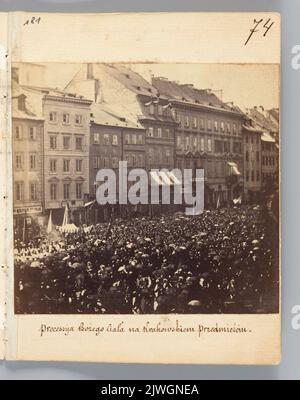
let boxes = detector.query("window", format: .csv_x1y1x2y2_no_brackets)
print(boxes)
29,127,37,140
76,183,82,199
15,182,24,201
193,117,198,128
227,123,231,133
132,154,137,167
125,154,132,167
49,112,57,122
223,141,230,153
164,128,170,138
138,154,143,167
246,151,249,162
15,126,22,140
148,148,154,164
76,136,83,150
193,136,197,148
63,183,70,200
200,137,205,152
177,136,182,147
103,157,109,168
50,159,57,172
256,151,260,162
76,159,83,172
251,170,255,182
30,154,36,170
30,182,37,201
157,128,162,138
15,154,23,170
200,119,205,130
125,134,130,144
165,149,171,164
214,121,218,132
207,120,212,131
75,114,82,125
94,132,100,144
137,134,143,144
207,138,212,152
149,104,155,115
63,113,70,124
63,159,70,172
158,105,163,115
63,136,70,149
262,156,265,166
112,134,118,146
148,127,154,137
233,124,237,134
112,157,119,168
94,156,101,169
50,135,57,150
185,136,190,148
221,122,225,132
185,116,189,127
132,134,137,144
215,140,223,153
246,171,249,182
257,171,260,181
103,134,109,146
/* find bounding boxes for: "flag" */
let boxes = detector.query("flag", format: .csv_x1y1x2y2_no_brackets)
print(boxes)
216,194,221,209
62,204,69,226
47,210,53,233
22,212,28,244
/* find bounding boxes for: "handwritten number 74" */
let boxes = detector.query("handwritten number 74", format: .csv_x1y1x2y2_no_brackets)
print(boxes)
245,18,274,46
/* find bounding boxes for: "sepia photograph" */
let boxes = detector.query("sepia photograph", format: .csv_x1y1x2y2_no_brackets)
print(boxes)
12,62,280,315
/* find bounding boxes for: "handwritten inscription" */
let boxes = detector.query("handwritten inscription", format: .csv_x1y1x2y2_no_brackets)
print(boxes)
23,17,41,27
39,320,251,338
245,18,274,46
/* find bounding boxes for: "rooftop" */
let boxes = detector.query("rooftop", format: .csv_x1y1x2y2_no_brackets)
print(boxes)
91,103,144,129
152,76,243,115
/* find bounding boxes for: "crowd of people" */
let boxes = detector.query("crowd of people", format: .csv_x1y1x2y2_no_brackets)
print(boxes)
14,205,279,314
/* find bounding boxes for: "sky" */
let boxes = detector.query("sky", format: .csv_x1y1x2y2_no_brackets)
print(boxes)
40,62,280,110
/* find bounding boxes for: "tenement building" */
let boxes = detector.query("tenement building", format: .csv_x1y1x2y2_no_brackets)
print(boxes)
152,77,245,206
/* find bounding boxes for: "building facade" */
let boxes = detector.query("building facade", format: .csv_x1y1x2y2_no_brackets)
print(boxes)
242,121,263,202
12,95,44,217
152,77,244,206
261,132,278,193
42,92,92,224
12,91,45,239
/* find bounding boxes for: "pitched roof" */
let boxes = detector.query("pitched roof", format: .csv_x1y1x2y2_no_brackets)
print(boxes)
91,103,144,129
152,77,243,114
96,64,162,98
249,108,279,133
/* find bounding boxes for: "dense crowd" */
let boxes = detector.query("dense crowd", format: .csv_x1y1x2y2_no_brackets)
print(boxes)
14,206,279,314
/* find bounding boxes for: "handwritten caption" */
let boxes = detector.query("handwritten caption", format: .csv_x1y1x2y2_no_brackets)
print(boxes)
39,320,251,339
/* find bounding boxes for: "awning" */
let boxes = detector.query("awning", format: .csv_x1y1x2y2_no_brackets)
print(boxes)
84,200,97,208
59,223,79,233
228,162,241,176
150,171,182,186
